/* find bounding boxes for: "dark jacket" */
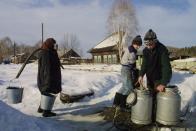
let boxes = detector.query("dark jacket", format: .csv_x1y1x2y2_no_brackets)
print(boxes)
139,41,172,86
37,49,62,94
128,45,137,69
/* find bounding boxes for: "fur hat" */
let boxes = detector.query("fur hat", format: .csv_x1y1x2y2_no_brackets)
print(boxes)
132,35,142,46
144,29,157,41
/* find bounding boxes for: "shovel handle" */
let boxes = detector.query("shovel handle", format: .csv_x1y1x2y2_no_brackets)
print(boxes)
15,48,65,78
15,48,42,79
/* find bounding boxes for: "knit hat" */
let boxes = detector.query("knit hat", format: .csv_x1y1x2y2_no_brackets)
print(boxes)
132,35,142,46
144,29,157,41
41,38,56,50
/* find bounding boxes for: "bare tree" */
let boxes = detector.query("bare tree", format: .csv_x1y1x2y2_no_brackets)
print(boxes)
60,33,83,56
107,0,138,61
0,37,43,62
33,40,42,49
0,37,13,58
61,33,69,50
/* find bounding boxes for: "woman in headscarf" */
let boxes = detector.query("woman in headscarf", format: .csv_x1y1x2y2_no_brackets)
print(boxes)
37,38,62,117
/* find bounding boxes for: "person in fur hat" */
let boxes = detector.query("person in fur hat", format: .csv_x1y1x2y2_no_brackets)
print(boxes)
113,35,142,110
138,29,172,121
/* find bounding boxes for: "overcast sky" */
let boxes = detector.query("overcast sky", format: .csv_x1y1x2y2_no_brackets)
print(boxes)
0,0,195,56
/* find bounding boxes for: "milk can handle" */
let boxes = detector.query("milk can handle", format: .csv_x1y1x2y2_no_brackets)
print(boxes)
167,89,181,95
9,78,22,88
167,90,176,94
139,84,148,90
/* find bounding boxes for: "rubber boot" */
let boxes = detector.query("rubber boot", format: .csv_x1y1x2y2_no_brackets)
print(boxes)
120,95,128,110
37,106,44,113
42,110,56,117
113,93,122,107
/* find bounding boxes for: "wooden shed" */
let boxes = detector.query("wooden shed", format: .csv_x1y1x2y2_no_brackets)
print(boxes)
61,49,80,58
11,53,27,64
60,49,81,65
10,53,37,64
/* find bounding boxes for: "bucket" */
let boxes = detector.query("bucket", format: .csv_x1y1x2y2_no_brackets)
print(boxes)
7,86,23,104
40,93,56,110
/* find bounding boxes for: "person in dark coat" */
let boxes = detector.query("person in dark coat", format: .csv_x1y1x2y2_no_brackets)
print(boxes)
37,38,62,117
138,29,172,121
113,35,142,110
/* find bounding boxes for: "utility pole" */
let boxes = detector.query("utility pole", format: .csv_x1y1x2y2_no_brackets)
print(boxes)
42,23,44,44
14,41,16,63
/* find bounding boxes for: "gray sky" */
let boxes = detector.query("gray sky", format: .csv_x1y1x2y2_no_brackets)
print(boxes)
0,0,195,57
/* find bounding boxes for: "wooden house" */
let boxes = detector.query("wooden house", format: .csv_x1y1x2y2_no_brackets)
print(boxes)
11,53,26,64
89,33,126,64
60,49,81,65
10,53,37,64
61,49,80,58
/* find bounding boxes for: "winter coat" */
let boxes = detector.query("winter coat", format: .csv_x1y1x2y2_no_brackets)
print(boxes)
121,45,137,69
139,41,172,86
37,49,62,94
121,46,139,87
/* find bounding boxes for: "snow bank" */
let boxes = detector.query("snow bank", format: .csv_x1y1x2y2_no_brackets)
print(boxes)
170,70,196,112
0,101,56,131
173,57,196,62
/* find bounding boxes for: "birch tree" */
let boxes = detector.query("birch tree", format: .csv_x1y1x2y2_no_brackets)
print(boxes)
107,0,138,61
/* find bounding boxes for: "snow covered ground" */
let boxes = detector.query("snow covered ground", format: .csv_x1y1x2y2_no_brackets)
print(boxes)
0,63,196,131
173,58,196,62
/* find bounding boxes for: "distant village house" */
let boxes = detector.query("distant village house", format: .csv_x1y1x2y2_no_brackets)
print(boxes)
88,33,125,64
10,53,37,64
59,49,81,65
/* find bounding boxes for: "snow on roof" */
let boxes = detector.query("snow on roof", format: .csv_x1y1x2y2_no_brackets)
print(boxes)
94,33,125,49
16,53,25,56
173,57,196,62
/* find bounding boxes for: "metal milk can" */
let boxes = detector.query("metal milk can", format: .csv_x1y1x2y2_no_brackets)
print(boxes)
156,86,181,125
131,89,152,125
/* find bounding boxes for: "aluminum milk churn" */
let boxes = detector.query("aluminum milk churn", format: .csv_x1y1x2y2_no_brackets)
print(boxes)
131,89,152,125
156,86,181,125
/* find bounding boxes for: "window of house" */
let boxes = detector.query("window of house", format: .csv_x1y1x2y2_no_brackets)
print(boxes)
103,55,108,63
97,55,102,63
112,54,117,64
108,55,112,64
94,56,97,63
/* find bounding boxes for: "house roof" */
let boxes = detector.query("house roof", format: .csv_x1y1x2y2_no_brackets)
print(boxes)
94,33,120,49
89,45,118,53
89,32,125,53
61,49,81,58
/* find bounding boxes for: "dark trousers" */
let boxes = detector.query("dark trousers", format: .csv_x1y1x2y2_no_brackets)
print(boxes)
147,79,157,122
